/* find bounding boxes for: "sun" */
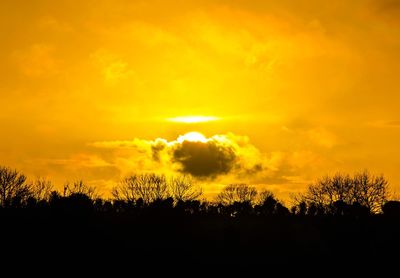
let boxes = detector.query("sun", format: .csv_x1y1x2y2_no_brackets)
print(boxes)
177,132,208,143
167,116,219,123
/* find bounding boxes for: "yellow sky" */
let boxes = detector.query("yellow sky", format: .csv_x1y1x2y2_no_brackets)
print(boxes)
1,0,400,201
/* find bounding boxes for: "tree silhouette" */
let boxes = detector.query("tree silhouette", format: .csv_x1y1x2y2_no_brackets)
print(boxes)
0,164,400,268
352,171,388,213
255,190,288,215
299,170,388,214
256,190,275,205
32,178,53,201
217,184,258,205
63,180,98,199
112,173,169,204
0,166,32,207
170,175,202,202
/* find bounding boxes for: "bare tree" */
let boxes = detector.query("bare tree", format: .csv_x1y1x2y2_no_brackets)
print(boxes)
303,174,353,207
300,170,389,213
351,171,388,213
112,173,169,204
257,190,275,205
217,184,258,205
0,166,32,207
64,180,98,199
32,178,53,201
170,175,202,202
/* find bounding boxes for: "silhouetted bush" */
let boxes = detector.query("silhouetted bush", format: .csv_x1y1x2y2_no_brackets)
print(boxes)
255,190,289,216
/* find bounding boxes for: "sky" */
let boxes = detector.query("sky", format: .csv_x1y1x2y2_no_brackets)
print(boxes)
1,0,400,201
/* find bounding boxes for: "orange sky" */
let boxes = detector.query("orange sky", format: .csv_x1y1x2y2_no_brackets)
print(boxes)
1,0,400,201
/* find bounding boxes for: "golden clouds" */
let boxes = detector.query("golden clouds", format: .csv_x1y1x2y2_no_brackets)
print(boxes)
308,128,338,149
85,131,329,200
91,50,134,85
92,132,263,178
1,0,400,201
13,44,60,77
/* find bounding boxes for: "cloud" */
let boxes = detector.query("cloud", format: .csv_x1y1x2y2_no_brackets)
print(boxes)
90,131,336,196
372,0,400,23
43,154,121,181
89,132,330,201
12,44,60,77
48,154,113,168
23,154,121,195
386,120,400,127
92,132,264,179
172,140,236,177
307,127,338,148
5,0,400,201
366,120,400,128
91,49,134,85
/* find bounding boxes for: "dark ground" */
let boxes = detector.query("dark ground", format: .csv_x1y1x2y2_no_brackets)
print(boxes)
1,208,399,272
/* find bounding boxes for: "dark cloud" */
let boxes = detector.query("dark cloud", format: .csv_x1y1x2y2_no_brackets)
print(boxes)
385,120,400,127
151,140,166,161
241,163,263,175
375,0,400,13
371,0,400,25
91,133,300,184
172,140,237,178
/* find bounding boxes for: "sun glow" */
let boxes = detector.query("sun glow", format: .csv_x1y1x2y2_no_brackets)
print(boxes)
167,116,219,123
177,132,208,143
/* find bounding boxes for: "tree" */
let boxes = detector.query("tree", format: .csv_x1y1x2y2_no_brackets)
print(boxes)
32,178,53,201
216,184,258,205
0,166,32,207
256,190,289,216
64,180,98,199
351,171,388,213
299,170,389,214
257,190,275,204
170,175,202,202
112,173,169,204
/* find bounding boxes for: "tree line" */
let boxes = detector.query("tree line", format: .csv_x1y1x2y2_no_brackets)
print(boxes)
1,165,399,217
2,165,400,269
